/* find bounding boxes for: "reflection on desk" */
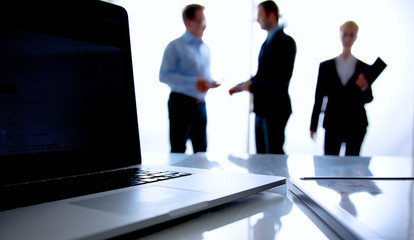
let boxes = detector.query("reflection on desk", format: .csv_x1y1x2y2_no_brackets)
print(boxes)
141,153,414,239
167,153,414,178
289,178,414,239
133,192,331,240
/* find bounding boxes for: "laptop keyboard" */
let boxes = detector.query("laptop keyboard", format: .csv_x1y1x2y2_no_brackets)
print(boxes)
1,168,191,211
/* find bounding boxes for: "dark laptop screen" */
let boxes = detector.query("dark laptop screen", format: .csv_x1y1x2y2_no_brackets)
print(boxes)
0,1,141,185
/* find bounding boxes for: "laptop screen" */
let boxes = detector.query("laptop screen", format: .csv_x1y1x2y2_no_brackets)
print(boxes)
0,1,141,185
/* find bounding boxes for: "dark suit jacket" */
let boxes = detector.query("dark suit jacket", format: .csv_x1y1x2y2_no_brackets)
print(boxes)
310,58,373,133
250,29,296,118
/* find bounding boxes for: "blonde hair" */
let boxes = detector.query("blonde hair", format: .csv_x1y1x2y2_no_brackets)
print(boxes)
340,21,359,33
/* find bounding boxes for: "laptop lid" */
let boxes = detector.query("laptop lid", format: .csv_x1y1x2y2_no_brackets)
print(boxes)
0,3,287,239
0,0,141,186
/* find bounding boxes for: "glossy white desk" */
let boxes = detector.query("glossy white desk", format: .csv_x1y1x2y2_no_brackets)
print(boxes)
137,153,331,240
136,153,413,239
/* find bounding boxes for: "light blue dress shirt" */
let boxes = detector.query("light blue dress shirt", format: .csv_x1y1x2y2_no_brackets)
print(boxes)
159,31,212,100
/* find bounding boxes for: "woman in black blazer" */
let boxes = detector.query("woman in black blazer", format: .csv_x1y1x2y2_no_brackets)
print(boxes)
310,21,373,156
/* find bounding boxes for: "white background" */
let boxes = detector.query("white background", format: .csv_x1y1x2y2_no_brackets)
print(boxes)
108,0,414,157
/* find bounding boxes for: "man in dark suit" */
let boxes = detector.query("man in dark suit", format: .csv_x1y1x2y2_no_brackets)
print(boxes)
229,0,296,154
310,21,373,156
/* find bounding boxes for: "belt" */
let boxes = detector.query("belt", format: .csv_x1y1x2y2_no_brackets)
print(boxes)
170,92,205,103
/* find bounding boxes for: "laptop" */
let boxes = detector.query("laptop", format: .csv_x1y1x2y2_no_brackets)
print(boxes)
0,1,285,239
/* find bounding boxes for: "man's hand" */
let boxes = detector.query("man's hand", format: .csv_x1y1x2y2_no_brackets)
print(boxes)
310,131,317,140
197,78,220,93
356,73,369,91
229,80,251,95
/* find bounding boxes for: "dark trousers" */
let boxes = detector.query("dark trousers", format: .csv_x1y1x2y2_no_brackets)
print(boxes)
324,127,366,156
168,92,207,153
255,113,290,154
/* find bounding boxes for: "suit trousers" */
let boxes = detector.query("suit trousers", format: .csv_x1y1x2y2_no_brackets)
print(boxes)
255,113,290,154
324,127,367,156
168,92,207,153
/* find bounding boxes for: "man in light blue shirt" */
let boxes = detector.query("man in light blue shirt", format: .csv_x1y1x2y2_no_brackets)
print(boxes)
160,4,219,153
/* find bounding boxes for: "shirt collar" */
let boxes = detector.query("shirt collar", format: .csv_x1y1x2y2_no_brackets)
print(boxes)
183,31,203,46
336,54,357,64
266,26,282,43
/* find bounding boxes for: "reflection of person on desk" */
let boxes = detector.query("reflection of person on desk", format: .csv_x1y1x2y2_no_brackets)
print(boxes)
228,154,289,178
228,154,292,239
313,157,382,216
310,21,373,156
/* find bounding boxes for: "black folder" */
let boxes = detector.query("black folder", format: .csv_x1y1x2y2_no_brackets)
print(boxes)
365,57,387,84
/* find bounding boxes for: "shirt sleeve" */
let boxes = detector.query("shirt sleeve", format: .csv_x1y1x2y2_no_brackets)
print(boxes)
310,63,327,132
159,41,197,90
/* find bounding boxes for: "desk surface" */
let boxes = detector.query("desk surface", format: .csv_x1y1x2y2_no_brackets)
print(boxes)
139,153,414,239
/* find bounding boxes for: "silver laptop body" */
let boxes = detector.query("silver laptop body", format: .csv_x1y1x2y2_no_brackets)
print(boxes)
0,1,285,239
